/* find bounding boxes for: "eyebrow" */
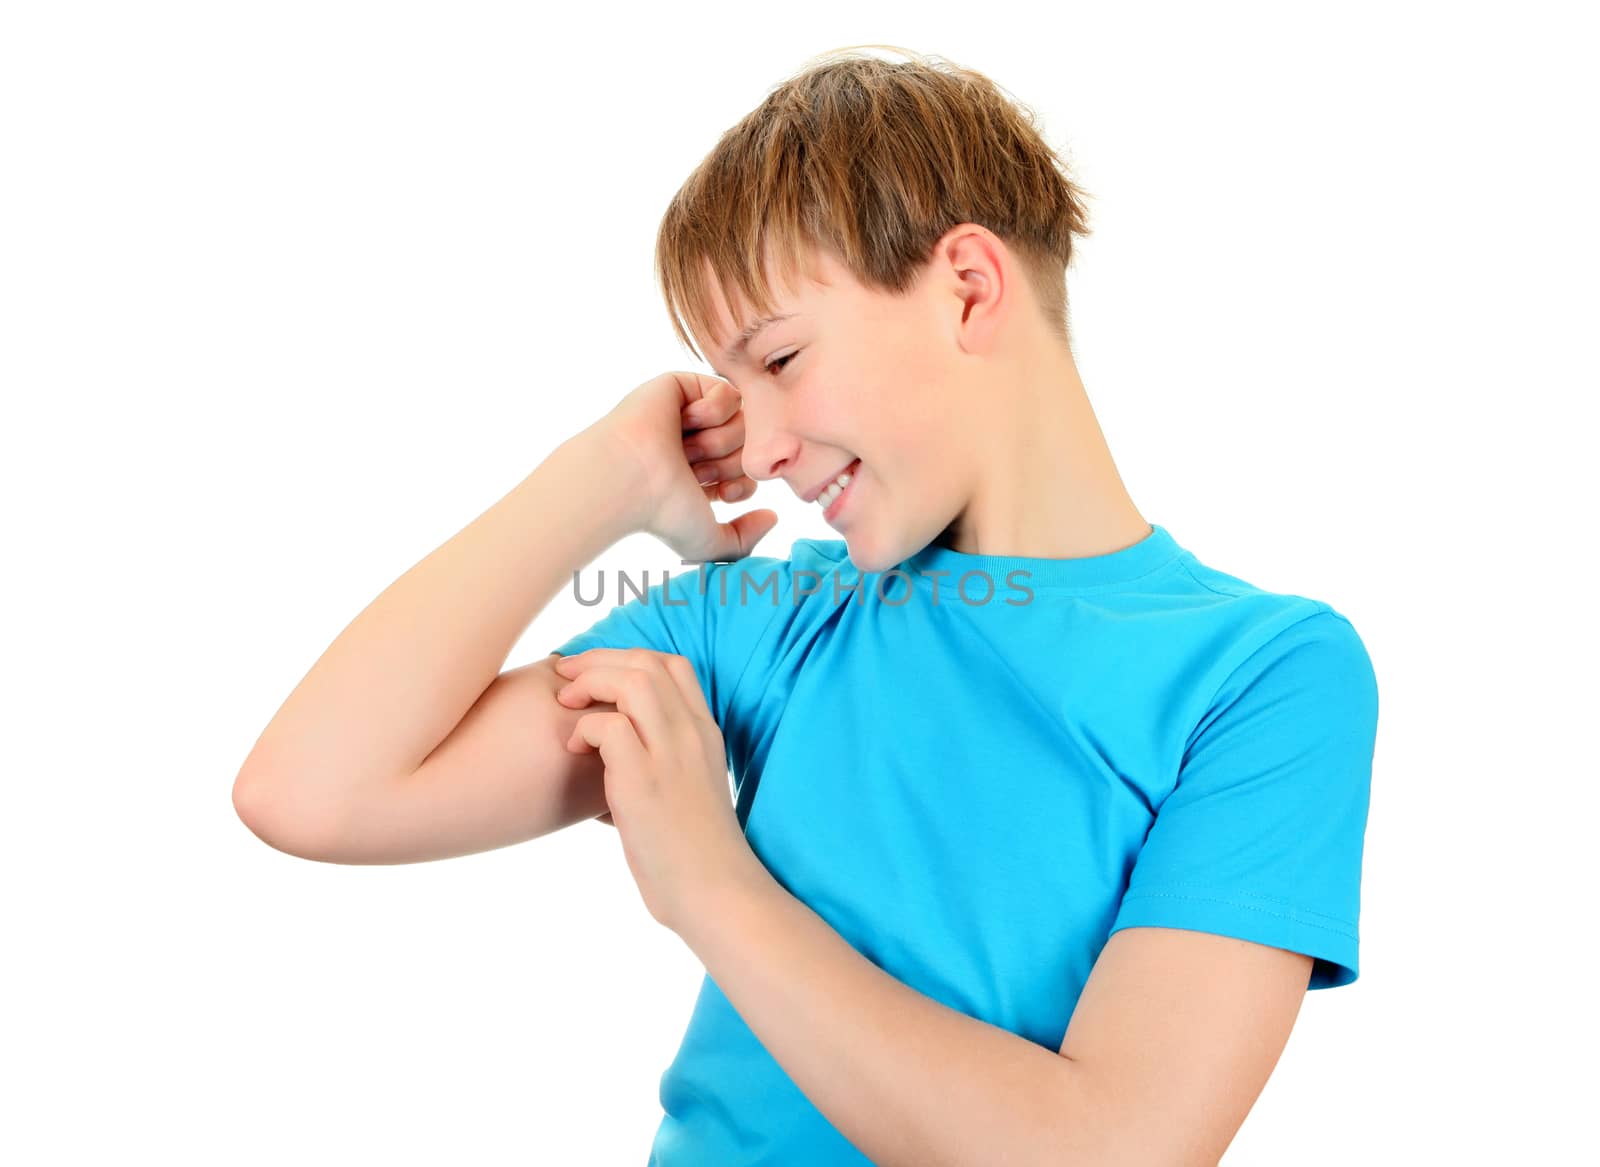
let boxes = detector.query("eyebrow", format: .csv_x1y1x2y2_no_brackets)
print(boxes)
717,312,796,373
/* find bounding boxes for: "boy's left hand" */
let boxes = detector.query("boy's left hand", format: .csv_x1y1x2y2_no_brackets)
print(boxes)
552,647,762,935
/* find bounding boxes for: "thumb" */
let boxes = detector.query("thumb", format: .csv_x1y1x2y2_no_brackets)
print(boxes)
704,508,779,561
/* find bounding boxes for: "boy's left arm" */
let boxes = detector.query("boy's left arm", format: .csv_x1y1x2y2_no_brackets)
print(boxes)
686,872,1314,1167
551,646,1319,1166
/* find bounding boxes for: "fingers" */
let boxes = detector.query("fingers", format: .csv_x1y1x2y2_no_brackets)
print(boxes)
682,411,745,462
681,379,740,432
567,711,648,775
658,653,715,726
556,649,717,741
558,659,676,751
692,449,747,486
702,477,755,502
684,404,751,494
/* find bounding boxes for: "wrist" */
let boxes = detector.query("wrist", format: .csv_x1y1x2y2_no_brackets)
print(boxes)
678,851,780,953
555,425,655,536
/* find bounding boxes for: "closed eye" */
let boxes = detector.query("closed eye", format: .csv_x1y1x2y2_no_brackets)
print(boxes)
765,351,798,377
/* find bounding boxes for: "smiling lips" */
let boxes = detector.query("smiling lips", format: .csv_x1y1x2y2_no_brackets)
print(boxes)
801,458,860,504
816,459,860,514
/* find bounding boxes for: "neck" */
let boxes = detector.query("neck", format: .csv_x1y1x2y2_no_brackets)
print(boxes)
937,337,1150,559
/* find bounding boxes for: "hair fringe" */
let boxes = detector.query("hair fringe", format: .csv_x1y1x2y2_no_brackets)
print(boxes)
654,45,1094,366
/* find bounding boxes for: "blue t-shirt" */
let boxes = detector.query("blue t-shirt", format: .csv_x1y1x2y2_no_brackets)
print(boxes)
550,522,1379,1166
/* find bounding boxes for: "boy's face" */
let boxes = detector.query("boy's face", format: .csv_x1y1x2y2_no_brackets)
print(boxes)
698,243,984,573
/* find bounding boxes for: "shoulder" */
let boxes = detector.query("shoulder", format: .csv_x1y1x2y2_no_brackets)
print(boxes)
1162,548,1378,730
695,537,855,602
1183,601,1379,779
700,535,848,580
788,536,854,576
1174,546,1372,663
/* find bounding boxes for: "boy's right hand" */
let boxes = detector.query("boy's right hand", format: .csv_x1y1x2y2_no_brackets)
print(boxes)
596,371,779,564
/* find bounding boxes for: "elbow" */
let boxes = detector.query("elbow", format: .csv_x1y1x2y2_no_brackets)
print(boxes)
1026,1060,1129,1167
1029,1061,1217,1167
232,768,343,863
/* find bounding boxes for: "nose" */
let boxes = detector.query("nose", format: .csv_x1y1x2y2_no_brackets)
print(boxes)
739,393,801,484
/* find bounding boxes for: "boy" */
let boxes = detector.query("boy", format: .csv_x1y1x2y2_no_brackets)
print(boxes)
236,48,1379,1166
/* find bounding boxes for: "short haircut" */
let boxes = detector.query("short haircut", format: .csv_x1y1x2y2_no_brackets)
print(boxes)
655,44,1095,366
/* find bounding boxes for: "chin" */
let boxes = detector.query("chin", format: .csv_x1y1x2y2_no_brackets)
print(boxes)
840,532,911,577
842,545,884,574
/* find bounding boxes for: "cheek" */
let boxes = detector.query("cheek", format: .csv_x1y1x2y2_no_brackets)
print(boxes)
884,392,954,457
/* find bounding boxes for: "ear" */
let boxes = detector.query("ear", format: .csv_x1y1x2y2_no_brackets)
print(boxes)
930,223,1011,355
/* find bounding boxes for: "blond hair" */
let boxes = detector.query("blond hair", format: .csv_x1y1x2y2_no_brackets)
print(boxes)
655,44,1094,366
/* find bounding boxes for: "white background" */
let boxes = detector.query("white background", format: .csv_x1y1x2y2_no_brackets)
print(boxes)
5,2,1594,1163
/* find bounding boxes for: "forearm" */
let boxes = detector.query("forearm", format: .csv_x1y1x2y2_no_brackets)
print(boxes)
683,864,1084,1167
236,426,643,805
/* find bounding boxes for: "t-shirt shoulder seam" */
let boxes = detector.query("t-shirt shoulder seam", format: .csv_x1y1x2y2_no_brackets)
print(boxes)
1178,558,1249,597
1178,559,1353,627
1185,605,1357,757
1179,560,1356,620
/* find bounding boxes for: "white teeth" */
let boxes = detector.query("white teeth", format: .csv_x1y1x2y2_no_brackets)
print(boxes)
817,466,854,508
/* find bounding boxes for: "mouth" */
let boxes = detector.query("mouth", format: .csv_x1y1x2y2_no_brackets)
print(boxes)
805,458,860,504
818,458,862,522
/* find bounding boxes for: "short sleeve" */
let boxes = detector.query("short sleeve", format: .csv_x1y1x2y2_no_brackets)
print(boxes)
1108,609,1380,989
547,554,790,734
549,564,711,670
